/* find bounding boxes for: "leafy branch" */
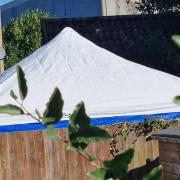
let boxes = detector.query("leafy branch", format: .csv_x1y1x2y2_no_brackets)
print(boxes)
0,65,162,179
10,91,41,123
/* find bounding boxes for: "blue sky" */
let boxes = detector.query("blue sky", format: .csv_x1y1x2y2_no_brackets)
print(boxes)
0,0,13,6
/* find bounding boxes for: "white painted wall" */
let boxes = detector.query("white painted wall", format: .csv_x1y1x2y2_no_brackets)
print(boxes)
101,0,138,16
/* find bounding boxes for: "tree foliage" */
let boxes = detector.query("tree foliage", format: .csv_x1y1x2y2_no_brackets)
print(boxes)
3,9,50,69
136,0,180,14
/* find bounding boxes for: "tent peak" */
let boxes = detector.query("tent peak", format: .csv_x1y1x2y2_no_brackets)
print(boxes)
54,27,81,41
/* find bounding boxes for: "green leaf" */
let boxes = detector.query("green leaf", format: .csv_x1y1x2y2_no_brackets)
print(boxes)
173,96,180,105
172,35,180,48
35,109,42,119
88,168,107,180
68,102,111,150
88,154,97,161
89,149,134,180
10,90,18,100
75,127,112,143
45,125,59,140
103,148,134,179
66,145,79,152
16,65,28,100
42,117,56,125
143,165,162,180
43,87,64,123
70,101,90,129
0,104,24,115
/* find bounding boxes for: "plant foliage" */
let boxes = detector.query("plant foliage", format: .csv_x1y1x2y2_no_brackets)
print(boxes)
68,102,111,150
103,149,134,179
43,88,64,123
46,125,59,140
0,104,24,115
136,0,180,14
109,118,176,157
3,9,50,69
174,96,180,105
0,65,163,179
16,65,28,100
88,168,107,180
143,165,162,180
172,35,180,49
89,149,134,180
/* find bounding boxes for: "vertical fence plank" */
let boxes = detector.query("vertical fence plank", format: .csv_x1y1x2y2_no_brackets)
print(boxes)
7,133,20,180
15,132,28,180
0,134,9,180
33,131,46,180
43,131,56,180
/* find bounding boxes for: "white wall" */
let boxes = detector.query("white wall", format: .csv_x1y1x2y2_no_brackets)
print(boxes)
101,0,138,16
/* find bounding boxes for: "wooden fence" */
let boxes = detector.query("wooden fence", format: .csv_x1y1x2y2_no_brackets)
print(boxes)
0,123,163,180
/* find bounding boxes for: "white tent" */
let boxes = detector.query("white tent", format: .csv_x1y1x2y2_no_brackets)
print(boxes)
0,27,180,132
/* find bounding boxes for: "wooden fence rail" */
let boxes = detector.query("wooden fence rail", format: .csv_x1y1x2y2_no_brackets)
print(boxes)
0,123,162,180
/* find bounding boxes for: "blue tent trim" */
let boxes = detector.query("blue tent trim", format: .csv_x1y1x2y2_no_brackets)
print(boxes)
0,112,180,133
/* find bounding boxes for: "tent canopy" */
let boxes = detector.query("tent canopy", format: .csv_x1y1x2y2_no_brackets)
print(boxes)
41,14,180,77
0,27,180,132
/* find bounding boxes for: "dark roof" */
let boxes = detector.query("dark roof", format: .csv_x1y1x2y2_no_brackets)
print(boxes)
153,126,180,140
41,14,180,76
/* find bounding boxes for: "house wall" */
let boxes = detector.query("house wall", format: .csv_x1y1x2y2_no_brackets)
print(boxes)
0,10,4,72
101,0,138,16
1,0,138,26
1,0,102,25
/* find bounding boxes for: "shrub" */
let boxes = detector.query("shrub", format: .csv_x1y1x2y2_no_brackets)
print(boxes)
3,9,50,69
